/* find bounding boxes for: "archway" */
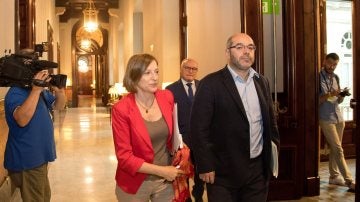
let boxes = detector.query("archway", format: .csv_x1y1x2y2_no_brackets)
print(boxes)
70,21,109,107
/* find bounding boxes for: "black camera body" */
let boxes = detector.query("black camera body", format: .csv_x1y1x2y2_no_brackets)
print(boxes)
339,88,351,97
0,49,67,88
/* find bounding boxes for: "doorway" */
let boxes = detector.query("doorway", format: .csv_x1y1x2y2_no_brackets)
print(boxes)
76,55,97,108
319,1,360,199
320,0,356,161
71,23,109,108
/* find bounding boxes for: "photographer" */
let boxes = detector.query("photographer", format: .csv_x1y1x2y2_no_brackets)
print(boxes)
4,70,65,201
319,53,355,192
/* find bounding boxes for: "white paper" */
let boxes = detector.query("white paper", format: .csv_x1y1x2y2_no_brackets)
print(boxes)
271,141,279,178
172,103,184,153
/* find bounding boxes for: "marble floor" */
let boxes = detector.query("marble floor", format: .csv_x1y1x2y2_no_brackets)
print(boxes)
11,105,356,202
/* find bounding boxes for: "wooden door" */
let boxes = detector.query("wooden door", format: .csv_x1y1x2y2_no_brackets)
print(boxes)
18,0,35,50
266,0,317,199
255,0,320,199
353,1,360,201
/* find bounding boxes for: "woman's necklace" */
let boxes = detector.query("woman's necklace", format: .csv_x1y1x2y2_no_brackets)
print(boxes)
135,96,155,113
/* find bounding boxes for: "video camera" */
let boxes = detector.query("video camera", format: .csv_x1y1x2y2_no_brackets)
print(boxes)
339,87,351,97
0,47,67,88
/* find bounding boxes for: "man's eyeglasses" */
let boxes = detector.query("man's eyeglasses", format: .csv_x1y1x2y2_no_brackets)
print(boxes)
228,43,256,51
183,66,198,72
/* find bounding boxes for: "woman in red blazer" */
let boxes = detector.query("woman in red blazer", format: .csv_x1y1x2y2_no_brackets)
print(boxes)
112,54,184,201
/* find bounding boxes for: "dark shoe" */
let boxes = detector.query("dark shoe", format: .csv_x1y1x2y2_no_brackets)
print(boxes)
185,198,192,202
191,193,203,202
194,198,203,202
191,186,204,202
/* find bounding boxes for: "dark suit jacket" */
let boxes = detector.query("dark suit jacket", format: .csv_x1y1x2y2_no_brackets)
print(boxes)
190,66,280,188
166,79,199,145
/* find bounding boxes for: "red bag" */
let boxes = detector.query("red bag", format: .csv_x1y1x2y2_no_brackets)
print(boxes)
171,145,194,202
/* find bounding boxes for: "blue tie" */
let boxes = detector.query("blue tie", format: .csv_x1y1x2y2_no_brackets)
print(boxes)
186,82,193,102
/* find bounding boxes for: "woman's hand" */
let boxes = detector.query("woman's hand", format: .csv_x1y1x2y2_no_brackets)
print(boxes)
138,163,184,181
159,166,184,181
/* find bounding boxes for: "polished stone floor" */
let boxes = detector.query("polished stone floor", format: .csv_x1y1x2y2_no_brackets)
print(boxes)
11,103,356,201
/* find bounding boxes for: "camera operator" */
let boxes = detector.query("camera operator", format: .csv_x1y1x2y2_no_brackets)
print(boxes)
4,69,66,201
319,53,355,192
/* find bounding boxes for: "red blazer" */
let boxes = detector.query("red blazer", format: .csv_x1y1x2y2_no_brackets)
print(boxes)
111,89,174,194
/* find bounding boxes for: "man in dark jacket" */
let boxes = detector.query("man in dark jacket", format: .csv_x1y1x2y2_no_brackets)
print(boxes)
190,33,280,202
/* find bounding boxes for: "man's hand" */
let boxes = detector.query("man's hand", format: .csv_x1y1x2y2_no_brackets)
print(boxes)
199,171,215,184
329,90,340,97
32,70,51,89
52,86,66,110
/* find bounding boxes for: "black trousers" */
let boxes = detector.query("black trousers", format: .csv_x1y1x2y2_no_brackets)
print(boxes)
188,150,205,201
206,156,269,202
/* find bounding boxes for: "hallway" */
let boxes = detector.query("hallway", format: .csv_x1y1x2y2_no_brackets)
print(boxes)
12,106,355,202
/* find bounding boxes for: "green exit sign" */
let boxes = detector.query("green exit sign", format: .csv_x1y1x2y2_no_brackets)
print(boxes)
262,0,280,14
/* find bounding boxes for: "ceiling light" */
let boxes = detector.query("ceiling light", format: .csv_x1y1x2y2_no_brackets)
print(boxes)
83,0,99,32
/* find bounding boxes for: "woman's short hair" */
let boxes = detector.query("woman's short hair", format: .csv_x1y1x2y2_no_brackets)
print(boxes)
123,53,158,93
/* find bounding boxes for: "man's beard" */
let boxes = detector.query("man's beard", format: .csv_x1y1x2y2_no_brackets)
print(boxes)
230,54,252,70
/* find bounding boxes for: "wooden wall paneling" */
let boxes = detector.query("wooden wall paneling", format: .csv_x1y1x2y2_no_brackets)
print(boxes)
99,31,109,105
318,0,326,63
353,0,360,200
302,0,320,197
179,0,187,62
277,0,297,130
18,0,35,50
343,123,356,158
71,22,80,107
269,146,298,199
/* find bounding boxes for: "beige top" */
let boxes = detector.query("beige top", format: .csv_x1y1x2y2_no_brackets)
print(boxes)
144,116,171,180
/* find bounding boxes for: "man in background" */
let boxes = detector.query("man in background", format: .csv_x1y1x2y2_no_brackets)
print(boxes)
319,52,355,192
166,58,204,202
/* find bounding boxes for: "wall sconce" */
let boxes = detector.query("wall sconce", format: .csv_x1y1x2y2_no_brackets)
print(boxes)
108,83,128,103
83,0,99,32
